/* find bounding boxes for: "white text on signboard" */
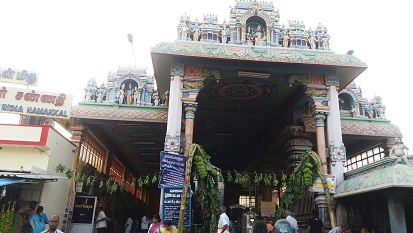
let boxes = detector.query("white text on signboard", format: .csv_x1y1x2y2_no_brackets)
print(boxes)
0,86,73,119
0,67,39,86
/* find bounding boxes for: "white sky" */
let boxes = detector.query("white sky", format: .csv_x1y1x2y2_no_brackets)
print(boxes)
0,0,411,147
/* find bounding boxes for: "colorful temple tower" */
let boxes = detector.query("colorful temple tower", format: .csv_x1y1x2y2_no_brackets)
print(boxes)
64,1,412,232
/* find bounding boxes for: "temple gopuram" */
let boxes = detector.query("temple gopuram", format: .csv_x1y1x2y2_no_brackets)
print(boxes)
62,1,413,232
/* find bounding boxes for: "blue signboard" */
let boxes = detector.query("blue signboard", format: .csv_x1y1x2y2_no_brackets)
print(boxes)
158,169,185,188
161,186,191,227
160,152,187,174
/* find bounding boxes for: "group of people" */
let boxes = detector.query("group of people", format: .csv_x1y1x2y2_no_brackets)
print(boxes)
12,201,63,233
95,207,178,233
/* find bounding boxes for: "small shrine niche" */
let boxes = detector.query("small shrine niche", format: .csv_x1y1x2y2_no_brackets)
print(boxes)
338,82,386,119
245,16,267,46
82,66,163,107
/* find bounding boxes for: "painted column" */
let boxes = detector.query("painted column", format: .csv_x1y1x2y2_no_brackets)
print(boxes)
182,102,198,156
164,64,183,152
313,112,328,173
385,190,407,233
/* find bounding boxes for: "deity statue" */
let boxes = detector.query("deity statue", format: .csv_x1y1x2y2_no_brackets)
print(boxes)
321,35,329,50
253,25,264,46
180,23,190,41
118,83,125,104
126,83,133,105
133,86,140,105
96,89,104,103
193,27,200,41
351,105,356,117
221,28,229,43
282,33,289,47
389,137,412,166
162,90,170,107
308,34,317,49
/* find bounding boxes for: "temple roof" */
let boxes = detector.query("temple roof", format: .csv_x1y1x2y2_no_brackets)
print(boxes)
71,103,168,123
335,163,413,198
302,118,403,138
151,41,367,67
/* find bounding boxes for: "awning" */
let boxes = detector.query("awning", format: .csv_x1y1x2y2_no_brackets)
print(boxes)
0,178,25,187
0,172,67,182
334,164,413,198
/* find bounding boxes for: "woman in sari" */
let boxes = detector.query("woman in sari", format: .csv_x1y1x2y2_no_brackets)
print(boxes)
148,214,163,233
29,206,49,233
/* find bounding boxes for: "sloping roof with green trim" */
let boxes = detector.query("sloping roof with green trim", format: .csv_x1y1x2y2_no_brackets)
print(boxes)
334,164,413,198
151,41,367,67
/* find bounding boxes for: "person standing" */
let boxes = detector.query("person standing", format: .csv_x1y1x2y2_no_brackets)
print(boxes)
307,209,323,233
95,207,107,233
160,220,177,233
124,214,134,233
148,214,163,233
40,215,63,233
11,204,24,233
141,213,150,233
217,206,230,233
30,206,49,233
283,209,298,233
22,201,38,233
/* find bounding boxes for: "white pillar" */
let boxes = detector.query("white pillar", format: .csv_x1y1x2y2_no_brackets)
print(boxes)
326,86,345,183
326,85,348,226
164,75,183,151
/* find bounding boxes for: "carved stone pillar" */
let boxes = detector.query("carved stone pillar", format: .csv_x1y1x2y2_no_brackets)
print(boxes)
285,138,312,169
308,94,330,174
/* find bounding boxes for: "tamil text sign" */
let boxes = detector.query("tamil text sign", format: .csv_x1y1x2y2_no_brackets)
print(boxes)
158,169,185,188
0,86,72,119
160,151,187,174
0,67,39,86
161,186,191,227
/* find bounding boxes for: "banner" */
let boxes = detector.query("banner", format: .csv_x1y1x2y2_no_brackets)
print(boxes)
0,86,73,119
0,67,39,86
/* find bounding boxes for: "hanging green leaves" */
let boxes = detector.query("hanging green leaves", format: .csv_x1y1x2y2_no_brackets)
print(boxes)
226,171,233,183
152,174,158,184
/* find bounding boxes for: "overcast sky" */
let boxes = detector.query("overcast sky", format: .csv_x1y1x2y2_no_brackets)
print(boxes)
0,0,411,147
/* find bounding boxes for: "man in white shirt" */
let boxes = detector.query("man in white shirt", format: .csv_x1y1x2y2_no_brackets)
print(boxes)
40,215,63,233
217,206,230,233
95,207,107,233
283,209,298,233
141,214,150,233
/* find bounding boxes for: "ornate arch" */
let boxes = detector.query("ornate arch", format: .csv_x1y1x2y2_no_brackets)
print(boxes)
240,10,272,27
339,90,358,103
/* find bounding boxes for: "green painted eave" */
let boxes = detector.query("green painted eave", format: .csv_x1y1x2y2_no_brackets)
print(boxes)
335,163,413,198
77,102,168,112
151,41,367,67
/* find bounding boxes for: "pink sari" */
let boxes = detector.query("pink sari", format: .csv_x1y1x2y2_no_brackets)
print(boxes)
148,223,162,233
